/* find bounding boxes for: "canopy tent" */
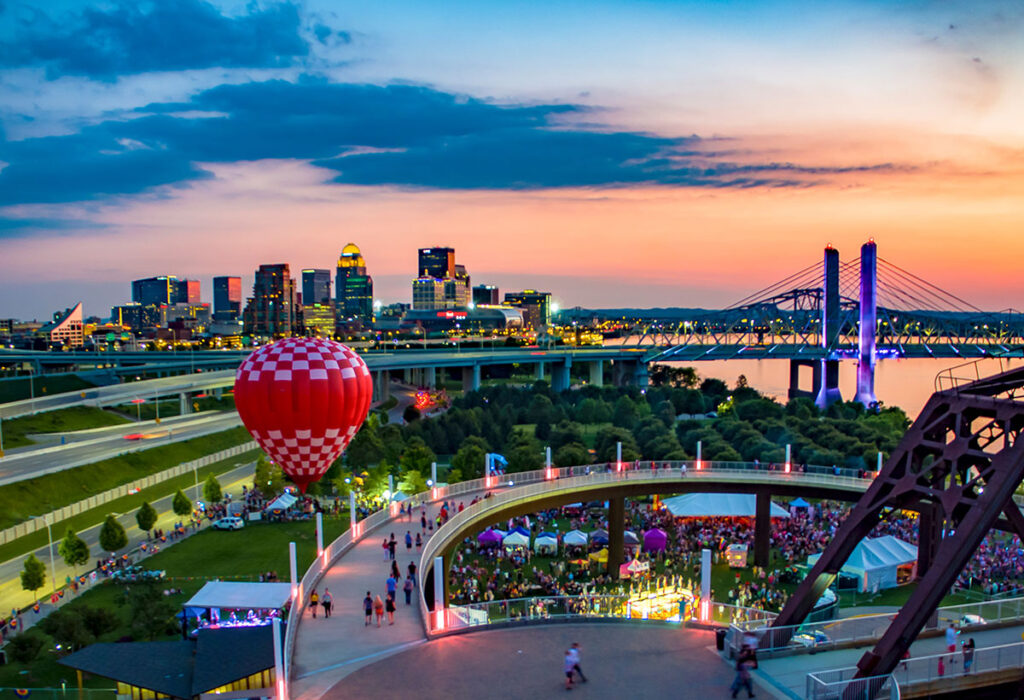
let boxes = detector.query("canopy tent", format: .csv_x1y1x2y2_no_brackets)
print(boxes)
590,529,609,544
502,531,530,548
808,536,917,593
643,529,668,552
266,492,298,511
790,498,810,508
662,493,790,519
619,559,650,578
563,530,589,547
185,582,292,611
588,549,608,563
534,534,558,554
510,526,531,537
478,529,503,547
623,530,640,546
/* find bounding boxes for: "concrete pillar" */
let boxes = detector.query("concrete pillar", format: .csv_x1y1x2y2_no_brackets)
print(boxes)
855,240,878,407
403,368,413,384
179,392,191,414
535,362,546,381
633,361,649,388
589,360,603,387
462,365,481,391
424,366,437,388
754,491,771,568
607,497,625,578
816,245,842,409
213,387,222,399
552,359,571,392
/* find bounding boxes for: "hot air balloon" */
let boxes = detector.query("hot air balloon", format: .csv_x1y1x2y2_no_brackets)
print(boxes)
234,337,373,493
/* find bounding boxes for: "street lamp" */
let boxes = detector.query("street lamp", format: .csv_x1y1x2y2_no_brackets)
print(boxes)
29,515,56,597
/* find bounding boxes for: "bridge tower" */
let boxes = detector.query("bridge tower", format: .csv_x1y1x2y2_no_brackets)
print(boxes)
855,240,878,407
815,245,842,409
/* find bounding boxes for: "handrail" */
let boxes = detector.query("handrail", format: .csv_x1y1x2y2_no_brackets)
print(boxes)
284,458,874,692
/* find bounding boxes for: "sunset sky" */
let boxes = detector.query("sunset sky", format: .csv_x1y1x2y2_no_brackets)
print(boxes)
2,0,1022,319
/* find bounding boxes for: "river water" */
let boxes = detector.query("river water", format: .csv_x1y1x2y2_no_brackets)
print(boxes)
661,357,1022,417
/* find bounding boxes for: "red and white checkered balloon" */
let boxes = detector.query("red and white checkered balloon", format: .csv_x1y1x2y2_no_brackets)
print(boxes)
234,337,373,492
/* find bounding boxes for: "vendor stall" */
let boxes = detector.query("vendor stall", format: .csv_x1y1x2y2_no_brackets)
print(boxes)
478,529,503,548
590,529,609,545
807,535,917,593
662,493,791,519
534,532,558,555
564,530,589,548
643,529,668,552
182,581,292,636
502,530,531,549
619,559,650,579
588,548,608,564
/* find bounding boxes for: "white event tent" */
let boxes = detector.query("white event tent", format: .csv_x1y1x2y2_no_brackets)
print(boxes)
563,530,588,547
662,493,790,519
503,531,530,548
807,536,917,593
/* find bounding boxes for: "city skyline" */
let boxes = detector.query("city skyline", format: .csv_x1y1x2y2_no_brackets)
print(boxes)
2,0,1023,318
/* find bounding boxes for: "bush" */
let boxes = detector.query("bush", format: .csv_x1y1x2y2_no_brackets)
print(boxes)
5,633,45,663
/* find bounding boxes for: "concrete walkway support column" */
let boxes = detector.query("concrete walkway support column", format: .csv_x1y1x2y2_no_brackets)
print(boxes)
179,392,191,414
607,497,625,578
754,491,771,568
552,359,572,392
462,365,481,392
423,366,436,388
633,361,649,389
372,370,390,402
589,360,603,387
535,362,546,381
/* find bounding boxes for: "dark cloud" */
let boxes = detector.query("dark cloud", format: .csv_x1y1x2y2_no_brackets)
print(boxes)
0,217,107,239
0,79,899,208
1,0,310,80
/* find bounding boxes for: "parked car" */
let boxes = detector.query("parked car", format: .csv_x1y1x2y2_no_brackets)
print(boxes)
959,614,986,626
791,630,830,648
213,516,245,531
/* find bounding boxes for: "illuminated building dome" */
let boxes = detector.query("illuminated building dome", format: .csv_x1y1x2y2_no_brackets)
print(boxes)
338,243,365,268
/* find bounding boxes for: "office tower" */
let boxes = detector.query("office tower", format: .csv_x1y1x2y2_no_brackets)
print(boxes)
302,269,332,306
418,247,455,278
504,290,552,329
39,303,84,347
131,276,176,307
412,277,445,310
213,276,242,320
472,285,499,306
111,303,161,330
242,263,297,337
174,279,201,304
300,304,336,337
335,243,374,324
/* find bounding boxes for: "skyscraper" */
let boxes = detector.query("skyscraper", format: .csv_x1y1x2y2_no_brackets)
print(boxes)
504,290,552,329
473,285,499,306
302,269,331,306
213,276,242,320
174,279,201,304
418,247,455,278
243,264,297,337
335,243,373,325
131,276,176,306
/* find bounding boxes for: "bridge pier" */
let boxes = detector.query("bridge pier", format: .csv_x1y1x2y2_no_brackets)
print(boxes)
179,392,191,414
755,491,771,568
462,365,481,392
607,496,625,579
855,240,879,407
535,362,545,381
612,360,648,388
788,359,821,401
423,366,436,388
403,368,414,384
552,359,572,392
589,360,603,387
816,245,843,409
373,370,390,402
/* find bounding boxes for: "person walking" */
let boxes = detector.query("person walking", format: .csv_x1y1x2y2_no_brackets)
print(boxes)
363,591,373,626
945,623,958,661
386,574,397,601
309,589,319,618
415,532,422,551
382,538,389,561
730,645,757,698
963,638,975,673
405,530,413,552
563,649,575,691
388,534,397,560
403,575,414,605
385,594,396,624
374,595,385,627
321,589,333,618
569,642,587,683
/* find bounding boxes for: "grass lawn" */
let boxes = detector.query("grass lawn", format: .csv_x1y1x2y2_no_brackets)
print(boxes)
0,375,95,404
0,427,252,529
1,407,131,449
0,516,352,689
514,422,610,449
0,449,262,564
837,583,973,609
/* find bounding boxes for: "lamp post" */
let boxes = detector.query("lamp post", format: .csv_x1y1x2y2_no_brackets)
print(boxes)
30,515,57,596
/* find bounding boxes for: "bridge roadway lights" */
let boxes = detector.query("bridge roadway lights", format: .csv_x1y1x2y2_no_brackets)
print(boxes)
607,497,625,579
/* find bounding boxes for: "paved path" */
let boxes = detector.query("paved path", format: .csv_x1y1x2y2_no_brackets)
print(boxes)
329,623,731,700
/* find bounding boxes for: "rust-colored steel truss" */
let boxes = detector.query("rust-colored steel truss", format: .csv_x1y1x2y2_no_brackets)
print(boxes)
772,364,1024,682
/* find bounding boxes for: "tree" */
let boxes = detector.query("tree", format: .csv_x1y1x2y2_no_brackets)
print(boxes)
253,456,286,497
58,528,90,571
402,405,422,423
5,633,45,663
549,421,585,451
203,474,223,503
99,514,128,554
575,397,611,424
554,442,591,468
119,582,177,641
399,438,436,474
399,470,427,496
451,443,487,480
345,422,386,469
38,608,93,652
507,444,543,472
20,553,46,596
611,396,640,431
172,489,193,517
593,426,640,463
135,501,158,535
534,415,552,441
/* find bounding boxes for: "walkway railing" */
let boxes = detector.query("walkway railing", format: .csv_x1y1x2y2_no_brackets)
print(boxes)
285,458,872,689
729,594,1024,658
806,669,899,700
889,640,1024,689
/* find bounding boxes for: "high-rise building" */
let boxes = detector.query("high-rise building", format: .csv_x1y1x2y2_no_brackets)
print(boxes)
504,290,552,329
335,243,373,324
38,303,84,347
174,279,201,304
131,276,176,306
418,247,455,278
242,264,297,338
412,277,445,310
111,303,161,330
213,276,242,320
302,269,331,306
300,303,336,337
472,285,499,306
